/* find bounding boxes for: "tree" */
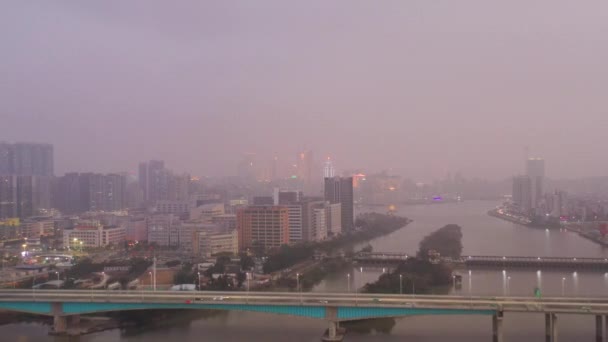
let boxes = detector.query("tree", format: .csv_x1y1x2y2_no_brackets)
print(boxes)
417,224,463,259
240,254,254,271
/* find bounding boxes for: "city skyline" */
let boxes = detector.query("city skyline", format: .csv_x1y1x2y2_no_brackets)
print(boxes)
3,1,608,180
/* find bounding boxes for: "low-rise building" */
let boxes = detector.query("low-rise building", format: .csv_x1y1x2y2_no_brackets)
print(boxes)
126,217,147,241
20,218,55,238
190,203,225,223
155,200,190,215
62,221,126,248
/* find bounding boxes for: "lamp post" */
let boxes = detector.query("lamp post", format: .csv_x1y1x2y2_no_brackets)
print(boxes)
452,275,456,292
400,274,403,295
148,272,152,291
357,267,363,303
79,241,83,253
197,272,201,290
22,244,27,256
296,273,302,304
347,274,351,293
73,238,78,252
246,272,250,303
412,278,415,296
561,277,566,297
468,270,472,297
153,256,157,291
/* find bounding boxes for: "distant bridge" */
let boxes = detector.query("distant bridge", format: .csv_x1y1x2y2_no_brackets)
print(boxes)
1,290,608,341
354,253,608,270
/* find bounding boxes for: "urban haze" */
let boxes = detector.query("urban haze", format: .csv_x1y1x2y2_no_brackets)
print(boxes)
1,2,608,342
2,1,608,180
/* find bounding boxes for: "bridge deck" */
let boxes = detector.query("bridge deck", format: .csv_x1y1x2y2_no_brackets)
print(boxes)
354,253,608,269
1,290,608,319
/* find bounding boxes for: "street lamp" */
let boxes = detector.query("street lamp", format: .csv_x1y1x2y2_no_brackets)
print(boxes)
468,270,472,296
412,278,416,296
356,267,363,302
246,272,250,303
148,272,152,291
22,244,27,254
197,272,201,290
400,274,403,295
79,241,83,253
347,274,351,293
296,273,302,304
561,277,566,296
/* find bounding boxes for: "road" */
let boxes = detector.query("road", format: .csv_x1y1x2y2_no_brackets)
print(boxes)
2,290,608,315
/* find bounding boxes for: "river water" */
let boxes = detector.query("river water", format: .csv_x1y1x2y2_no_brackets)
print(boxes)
3,200,608,341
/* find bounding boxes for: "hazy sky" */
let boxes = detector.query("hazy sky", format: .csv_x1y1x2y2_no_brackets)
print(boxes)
2,1,607,181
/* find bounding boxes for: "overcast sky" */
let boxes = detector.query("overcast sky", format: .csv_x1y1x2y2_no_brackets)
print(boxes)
1,1,607,181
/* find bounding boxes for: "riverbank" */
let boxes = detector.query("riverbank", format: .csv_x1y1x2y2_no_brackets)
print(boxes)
489,207,608,248
0,312,126,337
268,214,411,291
487,208,532,226
50,317,127,336
263,213,411,274
563,225,608,247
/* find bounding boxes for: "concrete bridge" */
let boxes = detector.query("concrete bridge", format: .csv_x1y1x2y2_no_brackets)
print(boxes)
354,252,608,270
1,290,608,341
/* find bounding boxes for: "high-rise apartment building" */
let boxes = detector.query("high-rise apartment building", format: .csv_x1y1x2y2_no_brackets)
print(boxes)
324,177,354,232
278,190,303,205
53,173,83,214
296,150,313,185
311,204,327,241
138,160,166,203
139,161,189,205
0,142,54,177
0,175,38,219
526,158,545,209
323,157,335,178
285,204,303,243
0,142,54,219
237,206,289,250
326,202,342,236
512,175,532,214
54,173,127,214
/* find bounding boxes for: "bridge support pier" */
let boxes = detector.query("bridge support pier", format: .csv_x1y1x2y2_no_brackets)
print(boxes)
53,315,67,335
596,315,603,342
545,313,558,342
492,311,503,342
322,306,344,341
605,316,608,342
321,321,344,342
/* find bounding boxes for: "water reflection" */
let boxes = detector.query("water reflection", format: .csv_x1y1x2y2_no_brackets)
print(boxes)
342,318,396,335
317,265,608,298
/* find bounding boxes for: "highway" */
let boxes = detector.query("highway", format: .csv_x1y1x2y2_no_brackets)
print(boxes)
2,290,608,315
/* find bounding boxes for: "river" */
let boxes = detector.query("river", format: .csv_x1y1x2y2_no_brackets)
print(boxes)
2,200,608,341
